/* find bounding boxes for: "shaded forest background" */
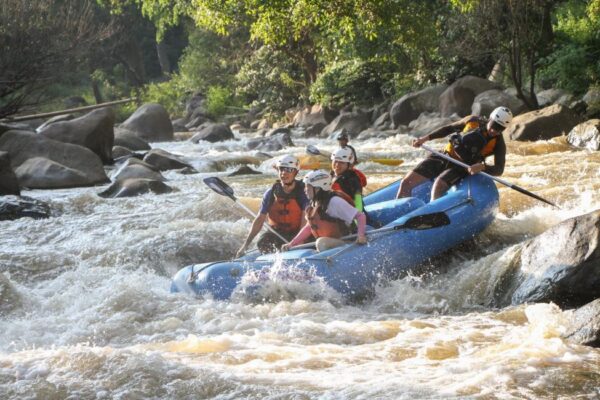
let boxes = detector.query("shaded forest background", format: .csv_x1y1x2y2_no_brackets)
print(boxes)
2,0,600,121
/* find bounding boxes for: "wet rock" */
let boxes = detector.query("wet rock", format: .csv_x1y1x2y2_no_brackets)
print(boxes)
471,89,527,118
143,149,194,171
0,195,51,221
246,132,293,151
390,85,447,127
373,111,390,129
303,122,326,138
0,151,20,195
0,130,108,188
321,111,371,138
15,157,94,189
511,209,600,308
172,117,189,132
0,273,21,316
265,127,291,137
120,103,174,142
98,178,173,198
177,166,199,175
112,145,133,159
567,119,600,151
111,158,165,182
562,298,600,347
228,166,262,176
38,108,115,164
440,76,502,117
113,129,151,151
190,123,234,143
506,104,582,141
409,112,458,137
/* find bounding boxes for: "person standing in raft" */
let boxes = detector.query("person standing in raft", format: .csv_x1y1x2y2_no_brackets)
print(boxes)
236,155,309,257
330,147,365,212
396,106,513,201
282,170,367,252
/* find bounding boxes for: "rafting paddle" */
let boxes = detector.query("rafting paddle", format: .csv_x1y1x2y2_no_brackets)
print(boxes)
305,145,403,166
290,211,451,250
420,144,560,208
203,176,290,243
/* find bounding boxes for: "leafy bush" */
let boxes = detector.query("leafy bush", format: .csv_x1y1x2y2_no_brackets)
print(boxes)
206,85,234,118
309,59,394,107
140,74,187,116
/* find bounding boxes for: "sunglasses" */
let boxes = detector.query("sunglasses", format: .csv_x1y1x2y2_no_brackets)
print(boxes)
278,167,296,173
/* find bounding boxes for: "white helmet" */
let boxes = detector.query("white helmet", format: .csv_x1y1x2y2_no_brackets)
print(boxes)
303,170,332,191
275,155,299,170
489,106,513,128
330,147,355,164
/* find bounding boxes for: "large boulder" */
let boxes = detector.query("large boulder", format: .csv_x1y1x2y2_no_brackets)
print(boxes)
111,158,165,182
536,88,573,108
120,103,174,142
38,108,115,164
98,178,172,198
471,89,527,118
390,85,447,127
321,111,371,138
143,149,194,171
408,112,458,137
0,195,51,221
292,105,337,128
439,76,503,117
190,123,234,143
0,130,108,187
505,104,582,141
562,299,600,347
246,132,293,152
0,122,32,137
114,129,151,151
567,119,600,151
0,151,20,195
15,157,95,189
511,210,600,308
35,114,75,133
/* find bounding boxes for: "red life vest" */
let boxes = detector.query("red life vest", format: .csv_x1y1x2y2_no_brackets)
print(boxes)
306,191,354,239
266,181,304,234
353,168,367,187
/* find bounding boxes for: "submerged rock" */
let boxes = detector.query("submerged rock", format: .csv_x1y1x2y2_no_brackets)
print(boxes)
0,195,51,221
143,148,194,171
228,166,262,176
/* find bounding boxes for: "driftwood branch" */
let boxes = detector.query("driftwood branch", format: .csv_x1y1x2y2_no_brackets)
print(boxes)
1,98,136,122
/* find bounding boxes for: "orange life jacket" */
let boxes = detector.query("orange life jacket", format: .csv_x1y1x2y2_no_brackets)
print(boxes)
306,191,354,239
444,116,497,163
266,181,304,234
331,170,363,204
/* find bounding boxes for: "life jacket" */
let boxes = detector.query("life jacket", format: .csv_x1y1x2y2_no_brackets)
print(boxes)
306,191,354,239
352,168,367,187
444,117,497,164
331,169,363,203
266,181,305,234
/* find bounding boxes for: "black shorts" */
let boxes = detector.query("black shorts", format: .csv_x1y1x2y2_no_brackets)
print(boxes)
412,154,468,187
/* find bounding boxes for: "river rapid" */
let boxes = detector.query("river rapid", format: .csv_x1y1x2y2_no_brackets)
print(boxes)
1,130,599,399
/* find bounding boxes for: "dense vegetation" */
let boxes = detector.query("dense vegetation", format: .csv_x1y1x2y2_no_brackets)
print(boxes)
1,0,599,120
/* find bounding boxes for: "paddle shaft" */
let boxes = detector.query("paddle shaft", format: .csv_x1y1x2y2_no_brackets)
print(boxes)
306,145,402,166
420,144,559,208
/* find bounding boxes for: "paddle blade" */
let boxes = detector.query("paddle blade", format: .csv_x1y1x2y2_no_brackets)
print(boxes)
203,177,236,200
305,145,321,156
369,158,404,166
396,212,451,230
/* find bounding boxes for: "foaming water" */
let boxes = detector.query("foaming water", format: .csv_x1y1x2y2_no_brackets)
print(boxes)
1,132,599,399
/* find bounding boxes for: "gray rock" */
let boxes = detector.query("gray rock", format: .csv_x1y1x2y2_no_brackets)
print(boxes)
440,76,503,117
390,85,447,127
321,111,371,138
38,108,115,164
0,130,108,187
15,157,93,189
112,145,133,159
35,114,75,132
506,104,582,141
120,103,174,142
562,298,600,347
228,166,262,176
98,178,172,198
471,89,527,118
190,123,234,143
511,209,600,308
143,148,194,171
303,122,326,138
114,129,151,151
111,159,165,182
0,151,20,195
246,132,293,152
567,119,600,151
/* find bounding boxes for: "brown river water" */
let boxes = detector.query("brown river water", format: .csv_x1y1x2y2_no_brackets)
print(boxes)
1,131,599,399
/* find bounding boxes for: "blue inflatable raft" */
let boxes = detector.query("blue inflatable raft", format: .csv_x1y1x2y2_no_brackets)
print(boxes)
171,175,499,300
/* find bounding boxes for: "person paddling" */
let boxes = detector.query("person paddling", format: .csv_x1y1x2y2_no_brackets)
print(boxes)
397,106,513,201
236,155,309,257
335,130,358,165
330,147,365,212
282,170,367,252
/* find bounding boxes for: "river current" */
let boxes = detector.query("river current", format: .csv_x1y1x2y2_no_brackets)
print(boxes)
1,131,599,399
